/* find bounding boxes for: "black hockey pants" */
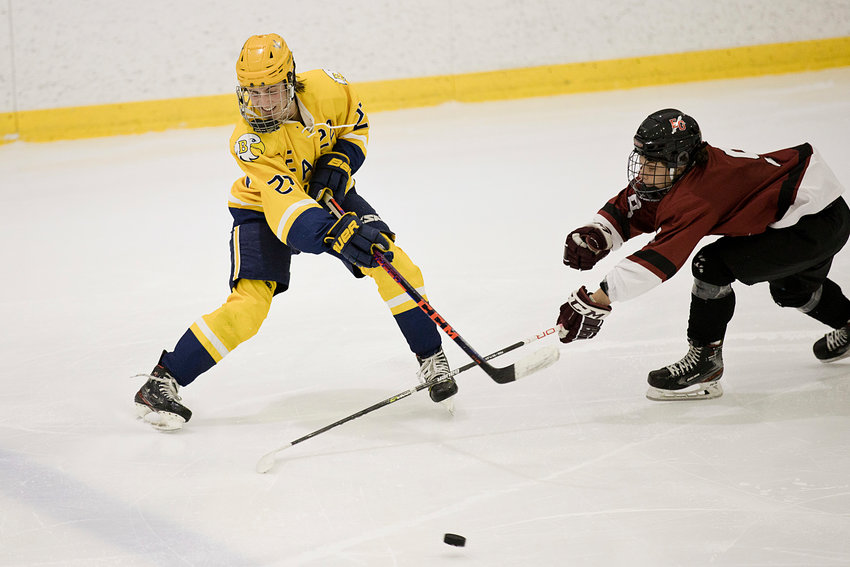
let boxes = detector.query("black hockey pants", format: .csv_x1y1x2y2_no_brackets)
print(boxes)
687,197,850,343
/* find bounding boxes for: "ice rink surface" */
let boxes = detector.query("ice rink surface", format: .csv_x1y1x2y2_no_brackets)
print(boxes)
2,68,850,566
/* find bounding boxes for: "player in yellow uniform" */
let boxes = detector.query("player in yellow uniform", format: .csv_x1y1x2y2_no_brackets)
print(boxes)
134,33,457,430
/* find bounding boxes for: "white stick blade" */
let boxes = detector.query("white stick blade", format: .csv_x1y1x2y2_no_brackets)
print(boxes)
513,345,560,380
255,453,276,474
255,443,292,474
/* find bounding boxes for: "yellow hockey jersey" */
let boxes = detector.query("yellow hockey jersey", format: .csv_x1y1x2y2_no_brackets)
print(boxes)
228,68,369,253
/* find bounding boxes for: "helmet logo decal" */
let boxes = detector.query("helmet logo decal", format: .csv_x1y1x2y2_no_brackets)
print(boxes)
323,69,348,85
669,116,686,133
235,133,265,162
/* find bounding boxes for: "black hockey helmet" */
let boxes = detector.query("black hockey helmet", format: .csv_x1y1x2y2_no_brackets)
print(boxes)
628,108,702,201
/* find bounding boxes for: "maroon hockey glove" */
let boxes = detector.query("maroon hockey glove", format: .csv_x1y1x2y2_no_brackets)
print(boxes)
563,223,612,270
308,151,351,203
324,212,394,268
557,286,611,343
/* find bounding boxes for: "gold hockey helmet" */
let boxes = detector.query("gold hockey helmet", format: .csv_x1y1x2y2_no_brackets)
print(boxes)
236,33,294,87
235,34,296,133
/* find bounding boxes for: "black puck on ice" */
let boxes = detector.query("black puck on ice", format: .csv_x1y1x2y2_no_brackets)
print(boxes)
443,533,466,547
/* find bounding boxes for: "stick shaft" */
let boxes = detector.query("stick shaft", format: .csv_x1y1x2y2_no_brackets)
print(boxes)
270,324,560,454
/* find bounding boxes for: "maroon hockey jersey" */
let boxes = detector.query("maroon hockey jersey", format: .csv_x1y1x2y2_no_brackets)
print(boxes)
595,143,844,302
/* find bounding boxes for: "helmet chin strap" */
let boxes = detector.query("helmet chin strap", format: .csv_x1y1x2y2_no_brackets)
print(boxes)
279,90,298,122
277,73,297,121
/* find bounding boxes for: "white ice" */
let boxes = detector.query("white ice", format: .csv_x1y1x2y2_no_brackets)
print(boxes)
2,68,850,567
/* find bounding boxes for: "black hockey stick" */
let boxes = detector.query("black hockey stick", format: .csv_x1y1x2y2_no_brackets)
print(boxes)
323,195,560,384
255,325,562,473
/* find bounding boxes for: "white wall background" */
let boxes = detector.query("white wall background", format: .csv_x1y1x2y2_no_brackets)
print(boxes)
1,0,848,113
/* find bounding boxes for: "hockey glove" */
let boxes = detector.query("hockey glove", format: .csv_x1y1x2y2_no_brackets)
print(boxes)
557,286,611,343
324,212,394,269
564,223,613,270
308,151,351,203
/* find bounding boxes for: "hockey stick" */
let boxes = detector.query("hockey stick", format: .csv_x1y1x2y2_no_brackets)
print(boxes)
256,325,562,473
322,195,560,384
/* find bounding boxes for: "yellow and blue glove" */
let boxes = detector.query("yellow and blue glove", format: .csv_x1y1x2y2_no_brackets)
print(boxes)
323,212,393,268
308,152,351,204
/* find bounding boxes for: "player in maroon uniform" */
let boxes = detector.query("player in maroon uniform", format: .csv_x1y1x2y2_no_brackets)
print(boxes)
557,108,849,400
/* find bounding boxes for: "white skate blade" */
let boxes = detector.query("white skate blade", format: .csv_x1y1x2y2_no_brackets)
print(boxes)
513,345,560,380
141,410,186,431
440,397,455,415
134,402,152,419
646,381,723,401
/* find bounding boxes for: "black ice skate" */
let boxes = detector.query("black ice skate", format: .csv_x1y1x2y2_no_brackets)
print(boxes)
646,340,724,401
416,347,458,406
813,324,850,362
134,357,192,431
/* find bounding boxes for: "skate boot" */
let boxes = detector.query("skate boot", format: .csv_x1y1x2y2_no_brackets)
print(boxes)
646,340,724,401
416,347,458,404
134,356,192,431
813,324,850,362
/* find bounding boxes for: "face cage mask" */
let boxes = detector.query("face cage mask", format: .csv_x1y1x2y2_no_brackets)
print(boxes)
236,81,295,133
627,149,679,202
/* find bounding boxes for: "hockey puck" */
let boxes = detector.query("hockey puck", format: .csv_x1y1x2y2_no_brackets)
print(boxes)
443,533,466,547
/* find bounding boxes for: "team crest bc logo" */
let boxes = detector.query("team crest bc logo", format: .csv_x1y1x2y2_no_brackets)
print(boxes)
669,116,686,133
235,133,265,162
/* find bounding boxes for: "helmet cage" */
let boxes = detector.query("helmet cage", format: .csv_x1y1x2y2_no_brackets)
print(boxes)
627,148,688,201
236,78,295,134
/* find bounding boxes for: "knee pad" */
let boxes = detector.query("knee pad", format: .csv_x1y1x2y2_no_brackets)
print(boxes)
769,280,820,309
201,279,274,354
692,278,733,300
691,245,734,286
362,243,425,315
794,286,822,313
